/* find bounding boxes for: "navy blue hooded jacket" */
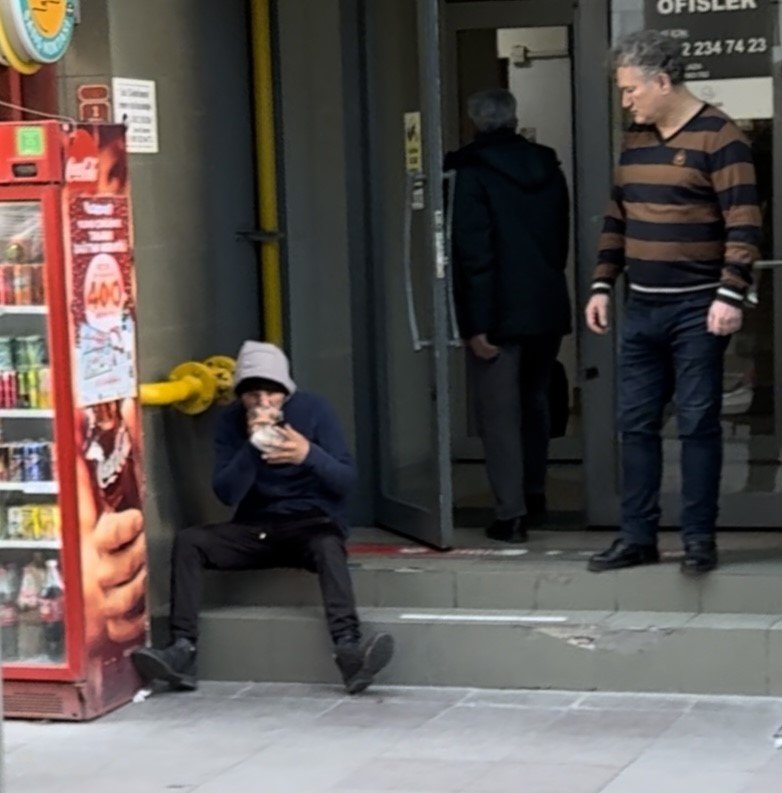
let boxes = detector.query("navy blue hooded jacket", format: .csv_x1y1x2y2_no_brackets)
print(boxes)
212,393,356,533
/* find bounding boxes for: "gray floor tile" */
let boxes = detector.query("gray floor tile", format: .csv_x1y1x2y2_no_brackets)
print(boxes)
576,692,695,712
467,762,621,793
599,761,753,793
462,689,583,710
507,709,682,767
381,706,564,762
740,774,782,793
335,758,489,791
314,700,449,730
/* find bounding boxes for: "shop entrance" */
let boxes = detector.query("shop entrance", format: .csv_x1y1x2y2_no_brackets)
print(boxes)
363,0,782,544
364,0,612,547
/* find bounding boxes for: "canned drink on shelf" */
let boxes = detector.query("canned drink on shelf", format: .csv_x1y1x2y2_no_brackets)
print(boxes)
20,505,39,540
15,370,29,408
36,367,51,408
25,369,39,409
2,370,18,408
0,444,9,481
7,506,23,539
17,368,41,409
37,505,59,540
17,335,47,369
0,265,14,305
31,264,44,305
23,442,48,482
48,441,57,481
0,265,10,305
8,443,24,482
13,265,32,305
0,337,14,372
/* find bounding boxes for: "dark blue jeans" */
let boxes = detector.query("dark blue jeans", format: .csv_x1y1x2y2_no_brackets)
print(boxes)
619,295,729,546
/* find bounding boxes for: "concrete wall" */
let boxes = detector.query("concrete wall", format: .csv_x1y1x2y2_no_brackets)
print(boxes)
59,0,260,608
275,0,375,521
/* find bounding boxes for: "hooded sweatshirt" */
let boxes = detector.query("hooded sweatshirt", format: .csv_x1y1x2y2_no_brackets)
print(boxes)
213,342,356,531
445,129,572,342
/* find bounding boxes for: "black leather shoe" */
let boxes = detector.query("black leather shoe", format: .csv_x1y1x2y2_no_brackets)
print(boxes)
681,539,718,576
587,539,659,572
525,493,547,527
486,516,528,544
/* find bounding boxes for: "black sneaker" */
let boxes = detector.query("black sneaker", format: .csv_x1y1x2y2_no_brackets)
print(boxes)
587,539,660,573
681,539,718,577
485,516,528,544
131,638,198,691
334,633,395,695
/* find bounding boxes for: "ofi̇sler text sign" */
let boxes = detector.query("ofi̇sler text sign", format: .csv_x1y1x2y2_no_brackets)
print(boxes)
647,0,770,81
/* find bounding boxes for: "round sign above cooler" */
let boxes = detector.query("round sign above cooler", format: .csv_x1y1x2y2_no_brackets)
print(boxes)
0,0,76,73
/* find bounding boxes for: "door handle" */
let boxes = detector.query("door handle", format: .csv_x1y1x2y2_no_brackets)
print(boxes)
403,171,432,351
443,169,463,348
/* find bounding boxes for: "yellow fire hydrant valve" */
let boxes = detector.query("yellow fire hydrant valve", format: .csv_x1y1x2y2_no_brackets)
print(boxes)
139,357,236,415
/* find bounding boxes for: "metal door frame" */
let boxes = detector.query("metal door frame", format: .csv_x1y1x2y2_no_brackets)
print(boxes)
441,0,617,525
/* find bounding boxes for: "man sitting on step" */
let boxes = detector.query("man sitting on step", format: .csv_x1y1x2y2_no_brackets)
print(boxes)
132,341,395,694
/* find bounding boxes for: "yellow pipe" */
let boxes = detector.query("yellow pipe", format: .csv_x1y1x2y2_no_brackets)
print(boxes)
250,0,284,346
139,377,201,407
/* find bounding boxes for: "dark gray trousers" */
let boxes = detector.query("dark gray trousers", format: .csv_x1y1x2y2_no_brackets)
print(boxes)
469,336,561,520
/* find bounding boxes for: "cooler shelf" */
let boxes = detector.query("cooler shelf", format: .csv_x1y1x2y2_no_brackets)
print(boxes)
0,482,58,494
0,540,59,550
0,306,47,316
0,409,53,419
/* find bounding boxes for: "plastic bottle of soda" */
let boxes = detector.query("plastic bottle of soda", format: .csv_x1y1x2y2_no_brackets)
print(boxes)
38,559,64,662
0,564,19,661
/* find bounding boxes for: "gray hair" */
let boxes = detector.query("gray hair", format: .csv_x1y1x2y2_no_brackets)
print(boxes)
613,30,685,86
467,89,517,133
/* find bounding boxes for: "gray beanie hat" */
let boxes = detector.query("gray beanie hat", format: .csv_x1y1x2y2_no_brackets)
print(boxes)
234,341,297,396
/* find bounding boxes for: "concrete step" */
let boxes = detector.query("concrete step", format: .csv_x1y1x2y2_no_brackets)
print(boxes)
202,552,782,615
196,605,782,696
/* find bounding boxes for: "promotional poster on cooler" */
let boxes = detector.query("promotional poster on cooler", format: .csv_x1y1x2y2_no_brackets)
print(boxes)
0,121,148,721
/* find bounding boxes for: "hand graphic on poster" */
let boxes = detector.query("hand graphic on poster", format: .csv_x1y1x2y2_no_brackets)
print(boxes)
77,398,148,650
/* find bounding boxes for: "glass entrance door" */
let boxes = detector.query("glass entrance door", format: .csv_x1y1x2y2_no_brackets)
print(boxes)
365,0,454,548
441,1,584,527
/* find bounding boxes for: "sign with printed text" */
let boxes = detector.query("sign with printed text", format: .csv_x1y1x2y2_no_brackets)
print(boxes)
68,194,137,405
112,78,159,154
77,84,112,123
64,125,138,407
404,111,422,173
646,0,771,81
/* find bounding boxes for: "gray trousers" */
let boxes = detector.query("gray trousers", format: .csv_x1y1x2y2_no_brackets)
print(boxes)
469,336,561,520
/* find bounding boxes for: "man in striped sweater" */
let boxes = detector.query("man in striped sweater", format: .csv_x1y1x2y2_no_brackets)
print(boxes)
585,30,762,575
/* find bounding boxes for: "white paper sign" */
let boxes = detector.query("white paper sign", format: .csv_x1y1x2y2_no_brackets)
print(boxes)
687,76,773,120
112,78,159,154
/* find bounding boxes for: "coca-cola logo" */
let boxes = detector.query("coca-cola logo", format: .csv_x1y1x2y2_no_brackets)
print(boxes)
65,128,100,192
66,156,99,184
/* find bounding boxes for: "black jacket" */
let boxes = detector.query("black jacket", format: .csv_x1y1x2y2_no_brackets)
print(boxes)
446,129,572,342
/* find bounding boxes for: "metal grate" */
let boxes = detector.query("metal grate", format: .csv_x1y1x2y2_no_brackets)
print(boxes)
4,689,68,718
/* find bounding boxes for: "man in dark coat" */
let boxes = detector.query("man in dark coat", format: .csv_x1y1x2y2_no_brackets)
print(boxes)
447,88,572,543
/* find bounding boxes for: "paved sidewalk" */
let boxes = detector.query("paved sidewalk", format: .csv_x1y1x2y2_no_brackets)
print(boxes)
5,683,782,792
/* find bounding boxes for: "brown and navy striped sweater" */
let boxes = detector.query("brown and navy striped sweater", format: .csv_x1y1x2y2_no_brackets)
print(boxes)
592,104,761,308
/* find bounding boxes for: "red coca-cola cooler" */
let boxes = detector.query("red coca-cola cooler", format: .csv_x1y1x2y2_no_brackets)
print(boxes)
0,121,148,720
